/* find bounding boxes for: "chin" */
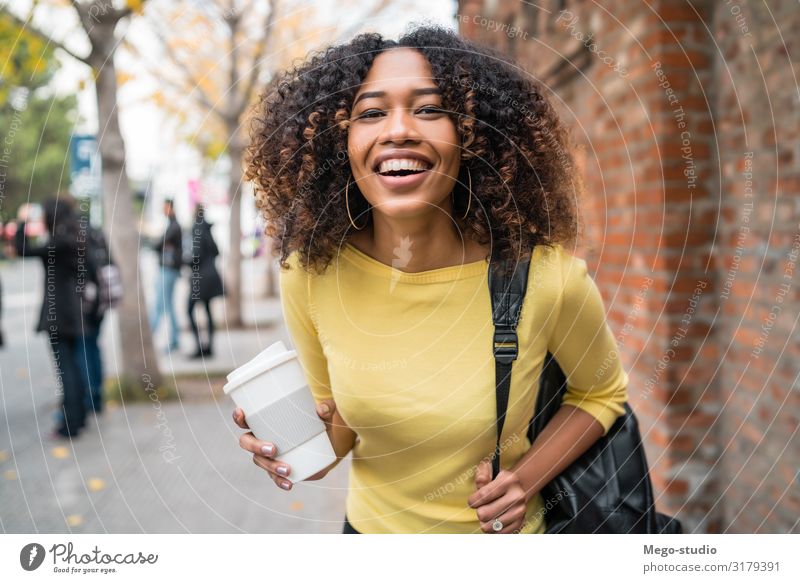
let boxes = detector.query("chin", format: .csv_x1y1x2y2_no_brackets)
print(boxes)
375,195,446,218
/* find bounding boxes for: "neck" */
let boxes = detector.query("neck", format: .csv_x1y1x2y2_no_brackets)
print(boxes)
354,211,485,273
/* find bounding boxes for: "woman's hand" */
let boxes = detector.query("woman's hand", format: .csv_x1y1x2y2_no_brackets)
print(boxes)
467,458,528,534
233,399,339,490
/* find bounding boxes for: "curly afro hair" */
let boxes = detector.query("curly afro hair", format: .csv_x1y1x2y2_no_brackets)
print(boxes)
245,24,580,275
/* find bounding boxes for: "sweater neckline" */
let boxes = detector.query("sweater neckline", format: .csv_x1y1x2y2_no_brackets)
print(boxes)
341,242,489,284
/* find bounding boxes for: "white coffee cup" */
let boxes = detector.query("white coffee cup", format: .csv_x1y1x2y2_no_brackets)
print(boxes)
224,340,336,482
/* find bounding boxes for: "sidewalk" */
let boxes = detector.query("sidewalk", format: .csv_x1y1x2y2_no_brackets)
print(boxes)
107,253,289,380
0,254,351,534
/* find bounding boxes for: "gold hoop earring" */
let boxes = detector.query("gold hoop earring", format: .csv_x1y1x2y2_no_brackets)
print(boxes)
453,167,472,221
345,174,369,230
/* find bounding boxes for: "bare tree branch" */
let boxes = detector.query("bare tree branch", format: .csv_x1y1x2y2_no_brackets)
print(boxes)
146,17,223,120
333,0,393,44
114,6,134,20
76,0,145,25
0,5,91,65
68,0,85,23
225,3,239,124
235,0,276,114
119,37,213,116
238,0,256,18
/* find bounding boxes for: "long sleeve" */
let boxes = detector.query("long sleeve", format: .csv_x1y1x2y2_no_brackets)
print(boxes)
15,221,74,258
278,252,333,404
15,222,47,258
547,245,629,435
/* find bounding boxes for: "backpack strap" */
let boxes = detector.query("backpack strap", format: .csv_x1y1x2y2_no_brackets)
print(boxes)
488,255,530,479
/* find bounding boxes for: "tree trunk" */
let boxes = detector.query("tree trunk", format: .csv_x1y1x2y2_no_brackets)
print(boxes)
225,127,244,327
94,55,163,389
264,236,277,298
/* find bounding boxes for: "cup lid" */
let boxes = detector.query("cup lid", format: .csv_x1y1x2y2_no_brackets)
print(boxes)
223,340,297,394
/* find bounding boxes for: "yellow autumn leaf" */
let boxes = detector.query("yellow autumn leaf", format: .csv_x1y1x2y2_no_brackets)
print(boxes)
149,90,166,107
117,71,134,86
126,0,145,14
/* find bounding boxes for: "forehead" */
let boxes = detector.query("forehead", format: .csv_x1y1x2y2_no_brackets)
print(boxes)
356,48,437,92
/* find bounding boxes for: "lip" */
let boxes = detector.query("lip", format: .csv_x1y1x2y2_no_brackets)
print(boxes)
371,150,433,173
376,168,431,191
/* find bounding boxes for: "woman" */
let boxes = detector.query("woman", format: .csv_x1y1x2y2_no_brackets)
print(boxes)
16,197,87,438
186,204,223,358
233,26,629,534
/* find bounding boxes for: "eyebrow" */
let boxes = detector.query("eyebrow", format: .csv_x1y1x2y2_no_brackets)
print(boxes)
352,87,442,106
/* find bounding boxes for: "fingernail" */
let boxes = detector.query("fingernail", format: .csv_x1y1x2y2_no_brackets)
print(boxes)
276,465,289,476
261,444,275,456
319,403,330,415
279,480,291,490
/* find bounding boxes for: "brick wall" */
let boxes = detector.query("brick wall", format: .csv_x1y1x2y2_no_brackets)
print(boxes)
711,1,800,533
458,0,799,533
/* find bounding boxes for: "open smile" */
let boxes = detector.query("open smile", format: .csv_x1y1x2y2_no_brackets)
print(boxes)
372,153,434,191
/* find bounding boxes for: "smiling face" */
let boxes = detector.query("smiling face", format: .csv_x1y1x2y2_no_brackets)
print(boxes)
347,48,461,221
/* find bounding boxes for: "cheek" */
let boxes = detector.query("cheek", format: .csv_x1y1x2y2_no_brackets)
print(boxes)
436,123,461,170
347,131,371,173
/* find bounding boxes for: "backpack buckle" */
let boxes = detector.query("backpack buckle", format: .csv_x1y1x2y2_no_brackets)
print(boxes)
493,328,518,364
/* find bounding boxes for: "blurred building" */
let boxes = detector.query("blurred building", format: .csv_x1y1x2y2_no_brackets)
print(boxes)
459,0,799,533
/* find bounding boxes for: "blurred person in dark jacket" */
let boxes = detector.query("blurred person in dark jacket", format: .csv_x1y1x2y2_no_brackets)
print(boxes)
15,196,88,439
75,217,118,414
186,204,224,358
0,267,4,348
149,198,183,352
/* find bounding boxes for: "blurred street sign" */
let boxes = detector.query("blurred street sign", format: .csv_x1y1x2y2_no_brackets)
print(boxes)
69,134,102,225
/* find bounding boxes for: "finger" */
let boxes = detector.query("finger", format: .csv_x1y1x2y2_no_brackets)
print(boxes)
491,508,528,534
253,454,293,486
232,408,250,429
316,399,335,420
483,517,526,534
468,473,504,508
238,431,278,458
474,458,492,490
267,470,293,491
476,493,525,526
479,503,527,534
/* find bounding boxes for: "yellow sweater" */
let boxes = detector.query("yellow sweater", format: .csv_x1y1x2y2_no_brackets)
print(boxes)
278,242,629,534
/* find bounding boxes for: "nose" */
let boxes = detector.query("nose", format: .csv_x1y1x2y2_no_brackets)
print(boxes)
379,107,421,144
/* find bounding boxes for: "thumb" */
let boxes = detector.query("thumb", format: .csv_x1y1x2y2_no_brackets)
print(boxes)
475,458,492,490
316,399,335,421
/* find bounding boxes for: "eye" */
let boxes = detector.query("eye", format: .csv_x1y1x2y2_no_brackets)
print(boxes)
356,109,384,120
417,105,444,115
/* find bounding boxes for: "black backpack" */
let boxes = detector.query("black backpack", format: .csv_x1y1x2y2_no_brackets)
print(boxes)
81,227,123,317
488,251,683,534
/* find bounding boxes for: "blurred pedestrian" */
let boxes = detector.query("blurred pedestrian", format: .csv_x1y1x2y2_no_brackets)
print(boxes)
75,219,119,413
0,218,8,348
15,196,88,439
0,267,4,349
186,204,223,358
149,198,183,353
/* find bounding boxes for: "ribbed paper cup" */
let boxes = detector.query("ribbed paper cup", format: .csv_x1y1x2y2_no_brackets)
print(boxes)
224,341,336,482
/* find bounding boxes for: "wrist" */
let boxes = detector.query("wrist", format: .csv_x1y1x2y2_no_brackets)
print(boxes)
511,462,541,504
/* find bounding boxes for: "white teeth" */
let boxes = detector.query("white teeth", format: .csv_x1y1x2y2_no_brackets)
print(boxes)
377,158,429,173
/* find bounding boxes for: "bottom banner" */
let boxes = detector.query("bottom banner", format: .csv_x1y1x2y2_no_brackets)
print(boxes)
1,534,797,582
